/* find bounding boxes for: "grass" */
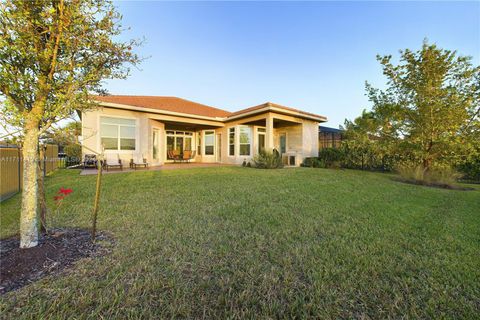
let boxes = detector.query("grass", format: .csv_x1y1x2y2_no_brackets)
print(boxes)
1,167,479,318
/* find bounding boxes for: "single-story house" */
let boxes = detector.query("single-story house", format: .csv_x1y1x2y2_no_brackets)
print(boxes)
81,96,327,166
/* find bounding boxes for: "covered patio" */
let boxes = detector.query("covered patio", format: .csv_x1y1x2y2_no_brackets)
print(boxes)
148,116,224,166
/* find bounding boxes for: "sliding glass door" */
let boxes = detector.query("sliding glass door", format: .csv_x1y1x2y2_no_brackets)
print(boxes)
166,130,193,160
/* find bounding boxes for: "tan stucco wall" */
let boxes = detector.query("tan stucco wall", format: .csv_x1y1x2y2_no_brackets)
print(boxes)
302,120,320,158
219,112,319,166
82,107,320,167
217,120,255,165
82,107,151,165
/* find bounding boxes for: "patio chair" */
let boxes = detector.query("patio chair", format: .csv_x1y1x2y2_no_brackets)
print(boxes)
168,150,181,163
182,150,196,163
82,154,98,169
130,155,149,170
103,154,123,171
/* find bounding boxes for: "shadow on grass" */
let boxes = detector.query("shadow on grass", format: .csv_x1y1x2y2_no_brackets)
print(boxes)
391,177,475,191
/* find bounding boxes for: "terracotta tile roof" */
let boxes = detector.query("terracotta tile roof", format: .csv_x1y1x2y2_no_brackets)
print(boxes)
94,95,231,118
228,102,327,121
93,95,326,122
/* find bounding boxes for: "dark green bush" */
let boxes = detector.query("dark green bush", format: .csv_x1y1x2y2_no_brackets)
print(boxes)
318,148,344,168
304,147,397,171
253,150,283,169
301,157,324,168
457,157,480,182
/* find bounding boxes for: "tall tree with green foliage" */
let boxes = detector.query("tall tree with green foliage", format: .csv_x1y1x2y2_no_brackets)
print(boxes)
43,121,81,148
0,0,140,248
365,41,480,173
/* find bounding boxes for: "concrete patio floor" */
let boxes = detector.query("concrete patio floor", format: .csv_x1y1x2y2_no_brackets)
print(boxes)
80,163,233,175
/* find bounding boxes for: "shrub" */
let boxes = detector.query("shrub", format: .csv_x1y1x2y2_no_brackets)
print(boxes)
396,164,462,188
318,148,344,168
456,157,480,182
301,157,324,168
253,150,283,169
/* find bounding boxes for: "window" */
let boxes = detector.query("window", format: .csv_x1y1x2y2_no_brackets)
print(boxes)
279,133,286,154
197,132,202,156
166,130,194,159
167,136,175,154
239,126,251,156
100,117,136,151
257,127,266,153
229,127,235,156
204,131,214,155
185,136,192,151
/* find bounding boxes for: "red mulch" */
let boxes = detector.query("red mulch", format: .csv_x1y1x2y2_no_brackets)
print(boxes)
0,228,113,295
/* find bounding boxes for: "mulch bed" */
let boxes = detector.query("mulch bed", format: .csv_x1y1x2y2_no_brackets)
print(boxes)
0,228,114,295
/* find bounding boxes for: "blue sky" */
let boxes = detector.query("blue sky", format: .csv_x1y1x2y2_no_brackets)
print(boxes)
106,1,480,128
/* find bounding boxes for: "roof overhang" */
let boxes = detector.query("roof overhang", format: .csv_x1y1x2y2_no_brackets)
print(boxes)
91,100,327,124
93,100,226,123
226,105,327,123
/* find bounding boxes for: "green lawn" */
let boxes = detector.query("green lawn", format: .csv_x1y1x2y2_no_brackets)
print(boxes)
1,167,479,318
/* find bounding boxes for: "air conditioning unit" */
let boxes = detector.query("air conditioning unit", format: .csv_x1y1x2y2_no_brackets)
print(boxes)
288,155,296,166
282,151,298,166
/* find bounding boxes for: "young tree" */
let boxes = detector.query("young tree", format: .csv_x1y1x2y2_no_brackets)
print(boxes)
366,40,480,172
0,0,141,248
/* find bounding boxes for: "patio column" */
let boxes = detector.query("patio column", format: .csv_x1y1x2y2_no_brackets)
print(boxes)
266,113,274,151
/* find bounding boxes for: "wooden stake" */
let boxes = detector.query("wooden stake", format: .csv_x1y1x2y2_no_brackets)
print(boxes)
91,155,103,242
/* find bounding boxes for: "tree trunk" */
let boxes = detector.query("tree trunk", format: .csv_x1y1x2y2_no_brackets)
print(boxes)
20,123,40,248
37,145,47,233
422,157,432,179
423,140,433,173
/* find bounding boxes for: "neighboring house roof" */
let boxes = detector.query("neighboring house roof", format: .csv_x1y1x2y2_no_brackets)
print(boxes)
319,126,343,134
94,95,232,118
93,95,327,122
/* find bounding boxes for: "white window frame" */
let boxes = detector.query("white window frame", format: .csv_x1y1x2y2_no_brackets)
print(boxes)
98,114,138,154
204,130,215,156
239,125,252,156
165,129,195,161
228,127,236,157
256,126,266,154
